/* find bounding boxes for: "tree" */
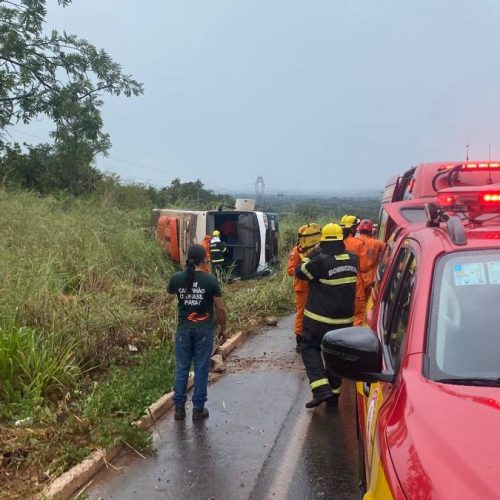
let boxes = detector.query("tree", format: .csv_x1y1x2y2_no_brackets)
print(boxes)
0,0,143,154
162,178,235,209
0,140,102,194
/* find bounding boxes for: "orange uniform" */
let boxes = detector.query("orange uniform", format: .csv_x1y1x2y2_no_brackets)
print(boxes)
344,235,367,326
201,235,212,273
287,246,309,335
357,234,386,301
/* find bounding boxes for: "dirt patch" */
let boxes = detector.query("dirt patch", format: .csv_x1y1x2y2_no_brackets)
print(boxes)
227,352,303,373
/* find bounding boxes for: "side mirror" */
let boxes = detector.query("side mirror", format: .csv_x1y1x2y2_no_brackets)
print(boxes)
321,327,395,384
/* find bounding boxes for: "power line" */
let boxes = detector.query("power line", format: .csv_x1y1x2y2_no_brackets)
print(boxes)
7,129,214,184
6,128,262,193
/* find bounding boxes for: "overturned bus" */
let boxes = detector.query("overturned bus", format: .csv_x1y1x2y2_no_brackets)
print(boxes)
152,199,279,279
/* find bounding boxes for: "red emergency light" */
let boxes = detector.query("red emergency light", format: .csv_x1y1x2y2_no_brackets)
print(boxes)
462,162,500,170
437,162,500,172
438,186,500,208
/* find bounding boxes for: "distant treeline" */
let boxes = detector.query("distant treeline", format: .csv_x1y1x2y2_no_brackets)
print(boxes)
0,142,234,210
0,142,380,218
256,194,381,223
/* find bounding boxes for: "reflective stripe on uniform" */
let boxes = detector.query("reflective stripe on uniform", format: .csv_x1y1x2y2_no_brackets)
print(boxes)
301,262,314,280
304,309,354,325
211,249,224,263
319,276,358,286
311,378,330,390
334,254,350,261
332,387,341,394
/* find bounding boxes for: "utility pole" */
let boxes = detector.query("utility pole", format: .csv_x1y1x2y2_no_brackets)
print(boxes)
255,176,265,207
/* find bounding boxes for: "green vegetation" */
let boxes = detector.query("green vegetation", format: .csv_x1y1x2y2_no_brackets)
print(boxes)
0,189,174,496
0,188,295,498
257,194,381,223
0,4,294,495
0,0,142,146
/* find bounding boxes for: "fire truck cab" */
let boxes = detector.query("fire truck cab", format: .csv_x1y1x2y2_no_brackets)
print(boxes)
379,161,500,241
323,177,500,499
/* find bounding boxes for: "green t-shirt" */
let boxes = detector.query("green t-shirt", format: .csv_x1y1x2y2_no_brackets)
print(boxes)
168,270,222,329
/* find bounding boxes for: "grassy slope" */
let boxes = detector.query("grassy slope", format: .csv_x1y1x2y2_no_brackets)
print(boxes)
0,190,294,498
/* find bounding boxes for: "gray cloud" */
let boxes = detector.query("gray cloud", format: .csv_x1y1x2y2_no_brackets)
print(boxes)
12,0,500,193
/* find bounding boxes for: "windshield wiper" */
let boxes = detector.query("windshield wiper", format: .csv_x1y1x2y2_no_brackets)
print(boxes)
436,377,500,387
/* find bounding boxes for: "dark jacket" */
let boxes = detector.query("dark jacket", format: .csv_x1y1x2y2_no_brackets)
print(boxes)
210,239,226,263
295,250,358,326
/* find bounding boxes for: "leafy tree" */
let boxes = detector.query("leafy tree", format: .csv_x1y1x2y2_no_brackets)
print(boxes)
0,140,102,194
0,0,143,154
162,178,234,209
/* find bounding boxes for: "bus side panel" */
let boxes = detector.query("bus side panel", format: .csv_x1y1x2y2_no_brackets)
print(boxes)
168,218,180,263
237,213,259,277
156,215,180,262
265,213,279,264
177,212,207,266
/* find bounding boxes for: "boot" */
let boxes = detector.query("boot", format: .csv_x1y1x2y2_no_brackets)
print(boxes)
295,335,303,353
192,407,209,420
305,393,334,409
325,393,340,408
174,406,186,420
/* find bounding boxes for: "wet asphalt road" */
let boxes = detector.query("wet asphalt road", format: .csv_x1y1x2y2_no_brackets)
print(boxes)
87,316,359,500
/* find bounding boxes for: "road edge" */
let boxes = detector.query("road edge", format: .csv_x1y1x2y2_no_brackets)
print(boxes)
41,329,252,500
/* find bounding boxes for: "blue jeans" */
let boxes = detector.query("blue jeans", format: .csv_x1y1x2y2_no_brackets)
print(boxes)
173,328,214,410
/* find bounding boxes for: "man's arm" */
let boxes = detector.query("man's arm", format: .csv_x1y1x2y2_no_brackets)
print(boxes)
213,296,227,338
295,254,322,281
287,247,301,277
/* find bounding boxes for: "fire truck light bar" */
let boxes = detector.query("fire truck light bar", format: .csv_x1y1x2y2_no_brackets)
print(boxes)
438,188,500,208
437,162,500,172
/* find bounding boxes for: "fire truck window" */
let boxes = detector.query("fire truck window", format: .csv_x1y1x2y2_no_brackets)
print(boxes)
382,248,409,333
376,239,393,284
381,248,416,368
387,257,416,368
400,208,426,224
377,209,389,240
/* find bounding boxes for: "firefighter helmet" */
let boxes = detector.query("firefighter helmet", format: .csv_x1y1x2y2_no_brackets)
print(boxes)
297,223,321,253
212,230,221,237
340,214,360,229
320,223,343,241
358,219,374,234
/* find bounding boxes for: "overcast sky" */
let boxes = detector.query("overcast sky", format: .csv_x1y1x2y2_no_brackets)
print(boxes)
10,0,500,194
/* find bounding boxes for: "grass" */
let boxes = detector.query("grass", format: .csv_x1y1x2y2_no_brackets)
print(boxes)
0,189,297,499
0,325,80,419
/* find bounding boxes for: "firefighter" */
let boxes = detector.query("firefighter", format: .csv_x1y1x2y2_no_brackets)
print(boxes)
295,223,358,408
340,214,367,326
210,230,226,280
201,235,212,273
287,223,321,353
357,219,386,305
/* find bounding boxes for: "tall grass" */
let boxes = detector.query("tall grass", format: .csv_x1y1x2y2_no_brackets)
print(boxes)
0,189,298,498
0,190,175,370
0,325,79,417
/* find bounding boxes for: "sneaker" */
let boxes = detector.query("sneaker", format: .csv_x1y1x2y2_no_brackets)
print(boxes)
305,393,334,409
174,406,186,420
192,407,209,420
325,394,340,408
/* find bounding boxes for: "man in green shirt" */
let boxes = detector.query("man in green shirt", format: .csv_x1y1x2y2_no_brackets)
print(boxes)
168,244,227,420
